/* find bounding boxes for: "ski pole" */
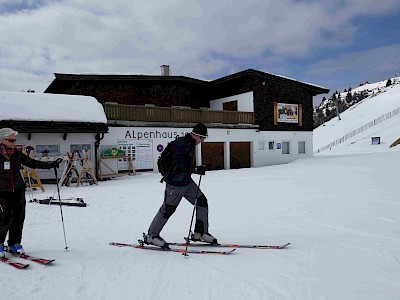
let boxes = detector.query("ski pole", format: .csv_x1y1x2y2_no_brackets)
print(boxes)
52,157,67,198
54,166,69,250
182,175,202,257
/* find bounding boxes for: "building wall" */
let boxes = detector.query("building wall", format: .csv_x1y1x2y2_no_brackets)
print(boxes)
209,74,314,131
14,132,97,180
253,78,314,131
252,130,313,167
209,91,254,112
100,126,312,174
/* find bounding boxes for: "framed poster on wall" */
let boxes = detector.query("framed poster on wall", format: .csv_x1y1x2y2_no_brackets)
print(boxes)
36,144,60,157
277,103,298,123
274,102,302,126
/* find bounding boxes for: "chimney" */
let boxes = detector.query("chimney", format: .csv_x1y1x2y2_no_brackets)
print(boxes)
160,65,170,76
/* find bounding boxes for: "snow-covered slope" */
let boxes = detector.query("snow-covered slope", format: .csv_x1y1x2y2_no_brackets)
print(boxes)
314,83,400,154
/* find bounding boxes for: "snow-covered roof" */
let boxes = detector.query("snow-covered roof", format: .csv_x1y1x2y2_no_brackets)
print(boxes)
0,91,107,123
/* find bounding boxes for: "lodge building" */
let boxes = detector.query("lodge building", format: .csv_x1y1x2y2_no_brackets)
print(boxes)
44,66,329,175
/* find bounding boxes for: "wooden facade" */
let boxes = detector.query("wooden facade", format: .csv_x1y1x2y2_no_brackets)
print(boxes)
45,74,210,108
208,69,328,131
44,69,328,132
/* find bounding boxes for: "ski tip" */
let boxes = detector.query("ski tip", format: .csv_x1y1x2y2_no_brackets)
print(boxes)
275,242,290,249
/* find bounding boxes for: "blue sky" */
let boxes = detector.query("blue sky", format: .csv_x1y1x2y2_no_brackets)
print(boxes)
1,0,400,106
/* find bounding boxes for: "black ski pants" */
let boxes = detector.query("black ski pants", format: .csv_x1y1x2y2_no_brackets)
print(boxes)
0,190,26,245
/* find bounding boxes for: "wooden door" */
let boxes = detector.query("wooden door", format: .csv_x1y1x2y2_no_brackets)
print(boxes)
230,142,251,169
201,142,224,170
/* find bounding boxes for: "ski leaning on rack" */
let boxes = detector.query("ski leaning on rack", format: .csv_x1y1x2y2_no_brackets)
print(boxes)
109,242,236,255
170,241,291,249
11,253,55,265
0,257,30,269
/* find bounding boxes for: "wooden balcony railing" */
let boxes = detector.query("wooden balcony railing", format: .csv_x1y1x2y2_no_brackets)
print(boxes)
103,103,254,125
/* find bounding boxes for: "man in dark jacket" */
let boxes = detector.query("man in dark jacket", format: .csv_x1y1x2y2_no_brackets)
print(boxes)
0,128,62,257
145,123,218,247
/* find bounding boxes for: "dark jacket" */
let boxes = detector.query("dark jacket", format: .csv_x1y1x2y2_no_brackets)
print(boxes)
0,145,52,191
164,133,196,187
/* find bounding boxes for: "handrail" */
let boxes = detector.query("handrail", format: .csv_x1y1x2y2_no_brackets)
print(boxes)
103,103,254,125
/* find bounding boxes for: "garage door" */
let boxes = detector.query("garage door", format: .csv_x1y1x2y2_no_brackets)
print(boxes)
230,142,251,169
201,142,224,170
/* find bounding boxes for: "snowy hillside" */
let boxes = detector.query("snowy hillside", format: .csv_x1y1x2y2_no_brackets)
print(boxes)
319,77,399,109
314,82,400,154
2,84,400,299
314,77,400,129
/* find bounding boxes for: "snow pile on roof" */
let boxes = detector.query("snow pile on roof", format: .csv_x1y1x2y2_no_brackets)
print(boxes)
0,91,107,123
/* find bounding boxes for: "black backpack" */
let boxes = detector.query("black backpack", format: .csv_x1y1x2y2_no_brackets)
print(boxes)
157,140,175,177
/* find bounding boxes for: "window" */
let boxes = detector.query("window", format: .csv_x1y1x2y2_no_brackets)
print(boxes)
282,142,290,154
298,141,306,154
268,141,274,150
223,100,238,111
258,142,265,151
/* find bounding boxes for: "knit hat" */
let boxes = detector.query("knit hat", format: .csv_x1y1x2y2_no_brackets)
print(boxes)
0,128,18,141
191,123,208,138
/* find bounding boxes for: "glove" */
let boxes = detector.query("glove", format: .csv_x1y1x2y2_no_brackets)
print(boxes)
194,165,207,175
48,158,63,169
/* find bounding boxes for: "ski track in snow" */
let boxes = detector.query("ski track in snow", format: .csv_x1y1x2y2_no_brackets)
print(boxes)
193,255,294,300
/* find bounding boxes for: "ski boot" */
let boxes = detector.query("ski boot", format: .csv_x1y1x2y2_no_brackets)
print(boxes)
0,244,5,258
8,244,25,255
142,233,170,249
191,232,218,244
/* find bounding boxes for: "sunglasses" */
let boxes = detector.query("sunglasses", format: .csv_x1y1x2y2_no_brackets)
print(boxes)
193,133,207,140
5,139,17,142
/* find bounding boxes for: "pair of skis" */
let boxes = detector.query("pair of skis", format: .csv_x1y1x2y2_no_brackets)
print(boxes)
1,253,55,269
110,235,290,255
110,242,238,255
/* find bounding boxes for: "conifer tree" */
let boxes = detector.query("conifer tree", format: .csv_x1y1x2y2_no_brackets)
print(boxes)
346,91,352,104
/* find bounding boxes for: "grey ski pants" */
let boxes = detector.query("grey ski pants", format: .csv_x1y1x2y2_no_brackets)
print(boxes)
148,179,209,236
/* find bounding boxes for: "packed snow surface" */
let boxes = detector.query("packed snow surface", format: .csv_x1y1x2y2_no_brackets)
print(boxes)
1,149,399,299
2,81,400,300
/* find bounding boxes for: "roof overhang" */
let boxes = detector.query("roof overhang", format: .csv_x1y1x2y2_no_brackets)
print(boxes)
210,69,330,95
0,120,108,134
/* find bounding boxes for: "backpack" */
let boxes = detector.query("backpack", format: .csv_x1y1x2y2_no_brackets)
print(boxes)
157,140,175,177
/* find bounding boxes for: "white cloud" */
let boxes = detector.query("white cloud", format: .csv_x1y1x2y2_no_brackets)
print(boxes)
0,0,400,92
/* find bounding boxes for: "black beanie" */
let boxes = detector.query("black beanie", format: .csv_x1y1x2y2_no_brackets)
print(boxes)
192,123,208,137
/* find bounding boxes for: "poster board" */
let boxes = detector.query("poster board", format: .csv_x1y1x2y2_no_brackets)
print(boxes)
117,139,153,171
274,102,302,126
